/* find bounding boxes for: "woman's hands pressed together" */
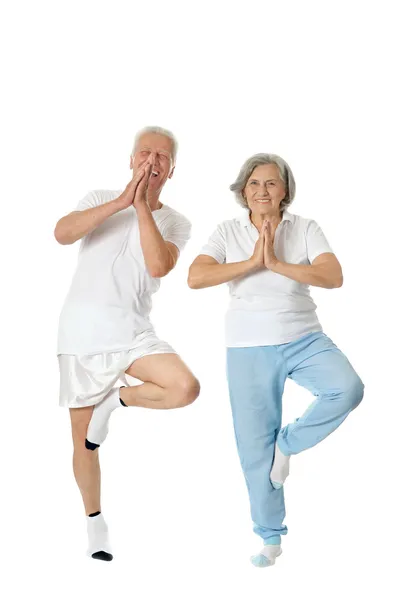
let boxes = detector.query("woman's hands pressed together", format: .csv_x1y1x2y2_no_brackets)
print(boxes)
250,218,279,271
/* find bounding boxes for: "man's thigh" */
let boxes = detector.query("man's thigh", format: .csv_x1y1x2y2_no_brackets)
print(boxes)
125,353,197,388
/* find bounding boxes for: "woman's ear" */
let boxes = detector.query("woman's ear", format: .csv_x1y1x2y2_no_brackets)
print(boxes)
129,155,134,170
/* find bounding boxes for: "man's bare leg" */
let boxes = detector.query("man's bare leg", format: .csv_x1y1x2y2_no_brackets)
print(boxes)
70,406,101,514
86,354,200,449
70,406,112,561
120,353,200,409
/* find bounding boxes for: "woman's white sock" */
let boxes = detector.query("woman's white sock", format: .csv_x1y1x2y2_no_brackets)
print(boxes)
250,536,282,568
86,512,113,561
85,387,124,450
270,442,290,489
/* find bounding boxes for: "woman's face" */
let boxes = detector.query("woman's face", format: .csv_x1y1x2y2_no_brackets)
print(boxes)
243,164,286,216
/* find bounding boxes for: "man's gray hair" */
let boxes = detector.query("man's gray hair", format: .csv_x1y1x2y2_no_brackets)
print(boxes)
230,153,296,211
132,126,178,164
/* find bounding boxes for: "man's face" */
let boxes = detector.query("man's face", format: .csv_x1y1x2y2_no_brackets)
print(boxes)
243,164,286,216
130,133,175,193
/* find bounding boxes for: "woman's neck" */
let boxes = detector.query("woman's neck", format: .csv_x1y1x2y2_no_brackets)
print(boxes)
250,210,282,232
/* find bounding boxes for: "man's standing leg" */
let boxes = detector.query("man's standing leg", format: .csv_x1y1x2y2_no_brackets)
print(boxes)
70,407,113,561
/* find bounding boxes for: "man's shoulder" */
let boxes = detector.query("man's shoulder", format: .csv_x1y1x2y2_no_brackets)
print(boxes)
90,189,123,204
157,204,191,227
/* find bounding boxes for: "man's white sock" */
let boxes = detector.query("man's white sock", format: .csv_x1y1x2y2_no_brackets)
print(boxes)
85,387,125,450
86,512,113,561
270,442,290,489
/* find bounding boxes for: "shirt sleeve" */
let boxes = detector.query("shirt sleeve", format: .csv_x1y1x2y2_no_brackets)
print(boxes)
163,215,192,253
199,224,226,264
75,190,102,211
305,219,334,263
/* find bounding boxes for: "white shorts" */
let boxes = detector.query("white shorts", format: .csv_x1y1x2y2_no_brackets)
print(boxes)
58,330,175,408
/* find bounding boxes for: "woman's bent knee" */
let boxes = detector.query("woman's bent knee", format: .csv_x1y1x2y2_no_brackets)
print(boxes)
345,376,364,411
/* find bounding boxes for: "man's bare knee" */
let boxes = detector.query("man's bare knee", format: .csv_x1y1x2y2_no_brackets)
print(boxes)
169,375,200,408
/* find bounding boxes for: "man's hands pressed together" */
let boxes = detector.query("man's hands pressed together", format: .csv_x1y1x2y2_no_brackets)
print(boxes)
117,154,155,211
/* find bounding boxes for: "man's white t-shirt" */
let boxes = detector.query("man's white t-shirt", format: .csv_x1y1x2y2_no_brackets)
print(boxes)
57,190,191,355
200,210,334,347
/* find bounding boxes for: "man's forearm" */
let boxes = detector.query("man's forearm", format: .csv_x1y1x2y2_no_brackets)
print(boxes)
269,260,342,288
54,197,125,245
135,203,174,277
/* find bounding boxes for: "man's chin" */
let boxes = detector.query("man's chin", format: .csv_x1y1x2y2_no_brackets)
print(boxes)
149,178,165,191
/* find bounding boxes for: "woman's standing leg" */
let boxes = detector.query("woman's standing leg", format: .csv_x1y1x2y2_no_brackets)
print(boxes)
226,345,288,565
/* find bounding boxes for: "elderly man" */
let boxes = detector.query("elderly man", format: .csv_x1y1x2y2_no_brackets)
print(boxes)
55,126,200,561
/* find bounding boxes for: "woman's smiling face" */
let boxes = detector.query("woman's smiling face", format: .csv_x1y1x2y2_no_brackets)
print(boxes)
243,163,286,215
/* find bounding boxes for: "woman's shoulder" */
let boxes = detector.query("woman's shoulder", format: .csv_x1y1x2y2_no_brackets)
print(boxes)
285,211,318,228
216,213,249,230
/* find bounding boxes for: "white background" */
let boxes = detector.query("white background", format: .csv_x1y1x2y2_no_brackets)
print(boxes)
1,1,399,598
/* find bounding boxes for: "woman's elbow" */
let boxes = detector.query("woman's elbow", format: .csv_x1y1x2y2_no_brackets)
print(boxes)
187,275,199,289
336,274,344,288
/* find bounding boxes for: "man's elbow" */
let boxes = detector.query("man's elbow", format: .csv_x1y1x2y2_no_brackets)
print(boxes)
328,274,344,289
54,224,73,245
149,261,174,278
149,266,166,278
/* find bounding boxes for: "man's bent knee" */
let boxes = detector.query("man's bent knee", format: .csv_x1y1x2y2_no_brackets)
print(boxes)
169,375,200,409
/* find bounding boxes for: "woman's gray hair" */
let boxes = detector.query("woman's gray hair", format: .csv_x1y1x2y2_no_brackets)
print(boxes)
132,126,178,165
230,153,296,212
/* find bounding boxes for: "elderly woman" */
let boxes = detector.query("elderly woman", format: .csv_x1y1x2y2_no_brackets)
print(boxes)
188,154,364,568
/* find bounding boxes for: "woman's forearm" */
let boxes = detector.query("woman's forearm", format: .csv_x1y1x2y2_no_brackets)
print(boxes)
188,259,257,289
269,260,343,288
54,197,125,245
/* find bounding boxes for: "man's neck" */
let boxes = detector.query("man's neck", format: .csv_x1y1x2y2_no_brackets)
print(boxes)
147,192,163,212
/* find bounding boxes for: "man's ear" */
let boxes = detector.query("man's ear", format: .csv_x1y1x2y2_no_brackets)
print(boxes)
129,155,134,170
168,165,175,179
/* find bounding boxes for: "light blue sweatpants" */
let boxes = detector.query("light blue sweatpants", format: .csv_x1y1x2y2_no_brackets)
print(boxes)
226,331,364,542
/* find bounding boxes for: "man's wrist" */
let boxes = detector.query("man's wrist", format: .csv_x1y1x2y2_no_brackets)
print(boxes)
110,197,128,213
134,200,151,216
